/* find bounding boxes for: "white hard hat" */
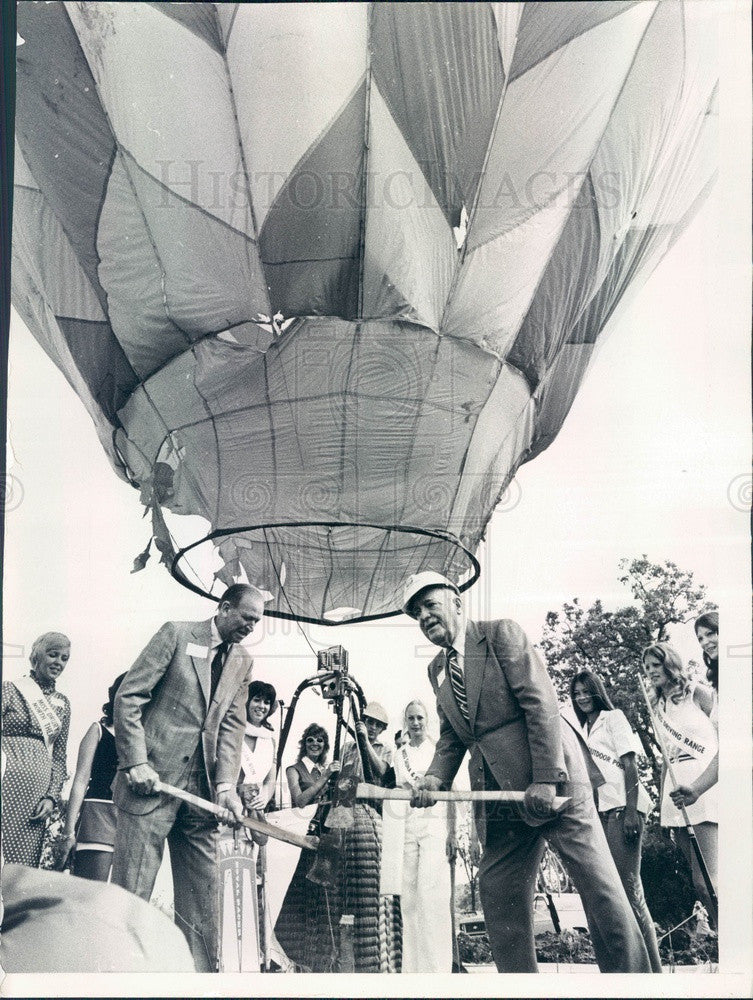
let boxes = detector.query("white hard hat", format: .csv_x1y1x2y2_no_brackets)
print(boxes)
402,571,459,618
362,701,389,727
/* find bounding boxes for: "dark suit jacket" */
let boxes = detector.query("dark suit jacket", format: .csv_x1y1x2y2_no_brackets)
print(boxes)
425,620,601,815
112,619,253,815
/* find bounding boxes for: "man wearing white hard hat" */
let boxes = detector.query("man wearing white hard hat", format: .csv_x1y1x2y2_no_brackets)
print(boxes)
354,701,392,782
402,571,651,974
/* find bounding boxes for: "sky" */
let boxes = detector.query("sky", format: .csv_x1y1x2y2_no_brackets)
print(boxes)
2,2,751,994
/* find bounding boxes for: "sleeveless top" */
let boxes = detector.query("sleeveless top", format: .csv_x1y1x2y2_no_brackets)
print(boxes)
656,684,718,826
85,724,118,801
290,758,325,797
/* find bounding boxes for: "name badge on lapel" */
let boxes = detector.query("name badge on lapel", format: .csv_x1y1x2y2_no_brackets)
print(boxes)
186,643,209,658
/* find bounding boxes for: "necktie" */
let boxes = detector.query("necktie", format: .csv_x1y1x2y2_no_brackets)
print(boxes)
447,648,469,721
210,641,228,700
311,765,321,779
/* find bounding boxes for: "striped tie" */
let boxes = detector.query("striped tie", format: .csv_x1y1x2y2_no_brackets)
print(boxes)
447,648,469,721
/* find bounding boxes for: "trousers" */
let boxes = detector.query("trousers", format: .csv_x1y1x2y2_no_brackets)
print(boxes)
400,807,452,973
478,779,651,973
111,759,219,972
600,809,662,971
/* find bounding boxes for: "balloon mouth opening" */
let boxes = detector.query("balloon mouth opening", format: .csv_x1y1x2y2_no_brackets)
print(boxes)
170,521,480,625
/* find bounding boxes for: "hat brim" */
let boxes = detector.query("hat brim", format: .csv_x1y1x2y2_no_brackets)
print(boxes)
362,714,388,728
403,581,459,618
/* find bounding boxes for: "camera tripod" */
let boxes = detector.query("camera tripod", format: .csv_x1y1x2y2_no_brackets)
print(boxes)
275,645,376,792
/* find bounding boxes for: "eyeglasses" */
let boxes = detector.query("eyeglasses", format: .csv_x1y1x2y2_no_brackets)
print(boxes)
306,736,325,743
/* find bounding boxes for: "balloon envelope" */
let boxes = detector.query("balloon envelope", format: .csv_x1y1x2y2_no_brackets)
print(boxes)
12,1,717,622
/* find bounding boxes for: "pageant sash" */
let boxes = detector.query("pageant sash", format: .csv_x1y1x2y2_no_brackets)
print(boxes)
13,675,62,754
656,703,712,762
240,724,275,785
399,744,424,787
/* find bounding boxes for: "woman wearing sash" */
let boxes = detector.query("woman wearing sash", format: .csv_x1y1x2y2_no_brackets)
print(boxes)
642,642,718,922
569,671,662,971
384,699,455,972
669,613,720,816
1,632,71,867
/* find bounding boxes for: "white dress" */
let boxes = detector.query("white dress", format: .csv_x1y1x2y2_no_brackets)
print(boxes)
392,740,453,973
655,685,718,826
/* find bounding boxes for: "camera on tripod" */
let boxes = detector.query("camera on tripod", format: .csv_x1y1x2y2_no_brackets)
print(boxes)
316,645,349,701
275,644,372,793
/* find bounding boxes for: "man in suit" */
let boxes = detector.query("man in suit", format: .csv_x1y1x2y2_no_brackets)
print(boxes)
404,572,651,973
111,583,264,972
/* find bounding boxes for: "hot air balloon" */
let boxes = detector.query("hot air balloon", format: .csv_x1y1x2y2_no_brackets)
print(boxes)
12,1,717,623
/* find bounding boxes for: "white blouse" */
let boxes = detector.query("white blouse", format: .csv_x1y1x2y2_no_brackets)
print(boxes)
582,709,652,815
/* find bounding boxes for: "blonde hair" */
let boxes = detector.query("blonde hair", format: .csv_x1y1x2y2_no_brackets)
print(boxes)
402,699,430,729
641,642,691,705
29,632,70,670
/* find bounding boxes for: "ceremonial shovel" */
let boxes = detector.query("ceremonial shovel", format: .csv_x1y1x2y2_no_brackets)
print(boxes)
325,780,572,829
158,782,318,851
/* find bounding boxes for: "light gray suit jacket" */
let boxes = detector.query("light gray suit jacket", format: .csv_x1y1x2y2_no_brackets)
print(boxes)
426,620,601,813
112,618,253,815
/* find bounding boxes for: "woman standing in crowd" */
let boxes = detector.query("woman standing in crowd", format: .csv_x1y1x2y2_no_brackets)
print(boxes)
276,704,401,972
238,680,278,813
695,611,719,693
59,674,125,880
669,614,720,832
275,723,340,971
569,671,662,971
285,723,338,809
642,642,718,923
1,633,71,867
386,699,455,972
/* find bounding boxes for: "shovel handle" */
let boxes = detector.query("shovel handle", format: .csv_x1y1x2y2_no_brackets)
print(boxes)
356,783,570,811
158,782,317,851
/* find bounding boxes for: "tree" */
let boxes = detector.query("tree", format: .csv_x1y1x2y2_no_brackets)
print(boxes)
539,556,716,796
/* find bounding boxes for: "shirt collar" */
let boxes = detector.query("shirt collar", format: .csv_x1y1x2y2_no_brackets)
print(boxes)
448,609,468,659
301,756,322,772
210,617,223,651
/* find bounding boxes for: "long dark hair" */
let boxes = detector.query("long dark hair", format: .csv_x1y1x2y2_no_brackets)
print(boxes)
569,670,614,726
246,680,277,730
297,723,329,762
694,611,719,691
101,673,126,726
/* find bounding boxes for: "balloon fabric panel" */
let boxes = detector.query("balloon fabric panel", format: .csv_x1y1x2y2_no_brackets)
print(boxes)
12,2,717,622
